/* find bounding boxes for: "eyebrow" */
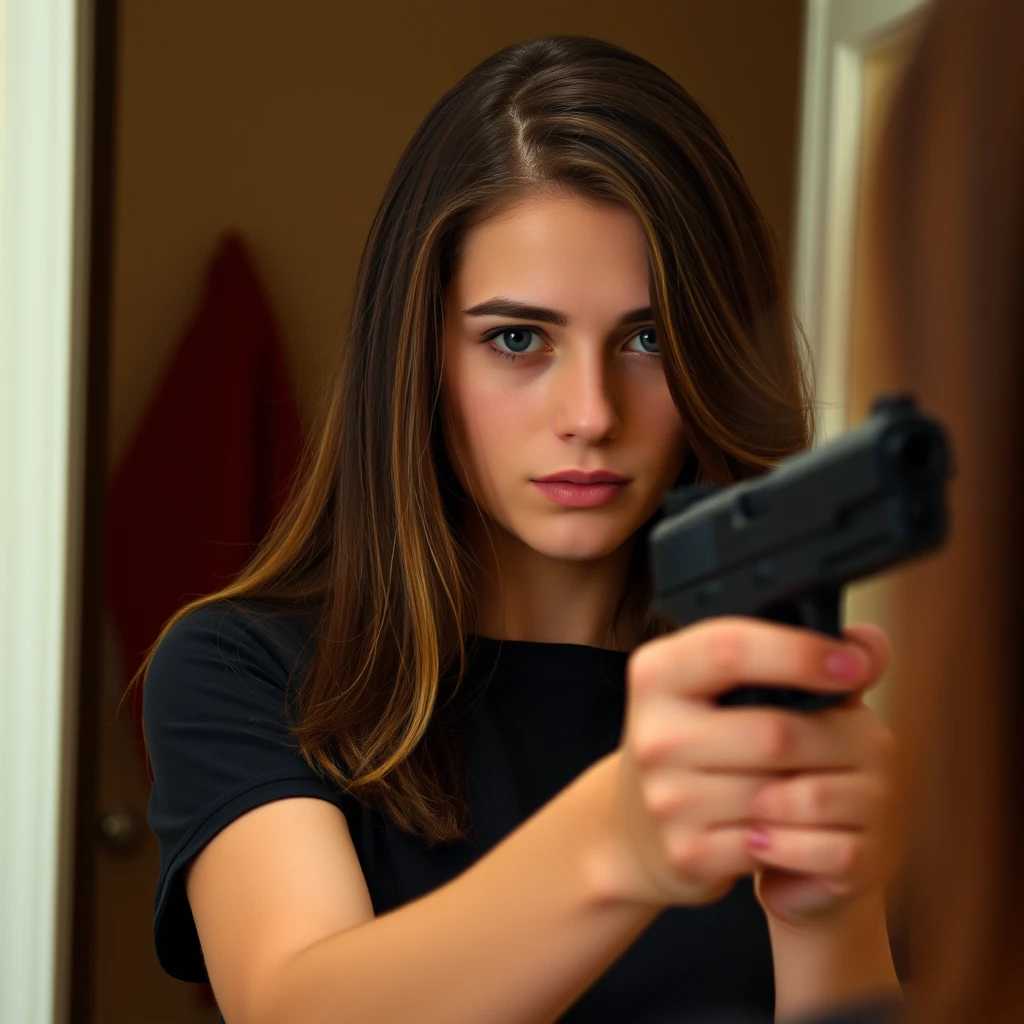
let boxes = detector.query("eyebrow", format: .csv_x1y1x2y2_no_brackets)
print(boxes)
461,297,653,328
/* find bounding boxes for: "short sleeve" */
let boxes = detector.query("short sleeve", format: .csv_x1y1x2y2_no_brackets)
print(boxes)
143,600,350,982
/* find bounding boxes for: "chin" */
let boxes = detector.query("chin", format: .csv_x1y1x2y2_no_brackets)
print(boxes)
519,520,637,562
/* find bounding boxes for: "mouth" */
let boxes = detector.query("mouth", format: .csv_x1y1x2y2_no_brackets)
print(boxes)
530,470,631,508
532,470,630,485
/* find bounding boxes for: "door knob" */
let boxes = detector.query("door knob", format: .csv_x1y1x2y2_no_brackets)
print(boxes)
97,808,141,854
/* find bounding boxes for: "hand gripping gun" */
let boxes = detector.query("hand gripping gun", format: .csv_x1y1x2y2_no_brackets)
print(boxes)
649,394,954,711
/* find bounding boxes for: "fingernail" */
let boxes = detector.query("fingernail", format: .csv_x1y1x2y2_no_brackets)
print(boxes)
826,649,864,681
748,825,771,851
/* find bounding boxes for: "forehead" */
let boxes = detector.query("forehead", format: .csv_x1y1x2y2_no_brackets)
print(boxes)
448,194,650,310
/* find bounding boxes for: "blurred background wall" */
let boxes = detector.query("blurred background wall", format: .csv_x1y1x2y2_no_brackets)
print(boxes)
107,0,806,467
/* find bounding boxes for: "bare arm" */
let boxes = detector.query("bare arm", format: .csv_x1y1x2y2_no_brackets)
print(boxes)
187,753,657,1024
768,894,900,1022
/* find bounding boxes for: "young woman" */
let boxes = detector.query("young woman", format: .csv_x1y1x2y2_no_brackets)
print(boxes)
142,36,900,1024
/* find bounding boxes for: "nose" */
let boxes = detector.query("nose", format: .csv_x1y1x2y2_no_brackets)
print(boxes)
550,348,621,444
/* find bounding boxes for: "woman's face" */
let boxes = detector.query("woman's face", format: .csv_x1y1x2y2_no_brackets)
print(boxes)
440,192,689,563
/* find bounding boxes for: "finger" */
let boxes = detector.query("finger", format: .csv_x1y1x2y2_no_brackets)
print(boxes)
841,623,892,691
663,824,760,899
746,824,868,886
629,616,871,704
750,771,887,829
648,701,882,773
639,769,769,829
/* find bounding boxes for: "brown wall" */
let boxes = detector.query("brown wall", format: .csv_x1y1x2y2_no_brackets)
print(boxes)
109,0,806,469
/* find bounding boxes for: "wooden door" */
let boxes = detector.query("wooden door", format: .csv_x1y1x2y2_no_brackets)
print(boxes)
89,619,220,1023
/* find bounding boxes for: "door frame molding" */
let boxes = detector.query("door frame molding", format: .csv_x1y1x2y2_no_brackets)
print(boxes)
792,0,930,442
0,1,94,1020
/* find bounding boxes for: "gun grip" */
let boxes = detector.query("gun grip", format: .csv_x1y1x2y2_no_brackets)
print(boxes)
716,589,849,712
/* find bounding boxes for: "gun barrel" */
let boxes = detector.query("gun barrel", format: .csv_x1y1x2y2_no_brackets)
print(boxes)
650,395,953,631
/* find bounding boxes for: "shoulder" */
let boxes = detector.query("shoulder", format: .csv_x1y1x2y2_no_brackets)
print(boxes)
142,598,321,782
145,599,315,712
150,598,315,685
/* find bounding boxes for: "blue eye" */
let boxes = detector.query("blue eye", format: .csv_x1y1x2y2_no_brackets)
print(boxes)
487,327,542,355
627,328,659,355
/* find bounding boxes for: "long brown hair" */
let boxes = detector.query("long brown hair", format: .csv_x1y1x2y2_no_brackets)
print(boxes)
139,35,814,844
875,0,1024,1018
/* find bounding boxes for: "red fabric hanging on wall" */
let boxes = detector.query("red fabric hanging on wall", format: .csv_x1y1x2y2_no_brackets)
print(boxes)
104,233,304,759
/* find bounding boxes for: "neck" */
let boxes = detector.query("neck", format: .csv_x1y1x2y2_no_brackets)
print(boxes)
460,509,642,652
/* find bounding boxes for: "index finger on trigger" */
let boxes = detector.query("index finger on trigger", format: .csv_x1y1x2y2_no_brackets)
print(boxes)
628,616,871,704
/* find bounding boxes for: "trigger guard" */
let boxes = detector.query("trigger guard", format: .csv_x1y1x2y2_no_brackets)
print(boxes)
716,685,849,713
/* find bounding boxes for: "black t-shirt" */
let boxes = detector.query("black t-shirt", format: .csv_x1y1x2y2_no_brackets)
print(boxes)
145,599,777,1022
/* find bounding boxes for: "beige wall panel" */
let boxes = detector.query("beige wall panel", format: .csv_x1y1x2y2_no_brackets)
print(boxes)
847,26,920,426
844,21,921,716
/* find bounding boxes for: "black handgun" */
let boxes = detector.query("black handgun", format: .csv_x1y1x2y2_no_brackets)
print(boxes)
649,394,954,712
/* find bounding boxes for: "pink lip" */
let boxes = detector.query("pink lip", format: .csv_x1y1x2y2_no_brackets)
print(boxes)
531,471,631,508
533,470,630,484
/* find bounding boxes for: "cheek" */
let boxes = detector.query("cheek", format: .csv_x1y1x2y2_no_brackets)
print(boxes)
441,364,540,490
628,378,688,469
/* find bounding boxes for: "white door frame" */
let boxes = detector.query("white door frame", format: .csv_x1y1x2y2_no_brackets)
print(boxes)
0,1,93,1021
793,0,930,443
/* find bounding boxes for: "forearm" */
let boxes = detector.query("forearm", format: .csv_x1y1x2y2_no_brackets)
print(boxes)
256,751,658,1024
768,890,900,1022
